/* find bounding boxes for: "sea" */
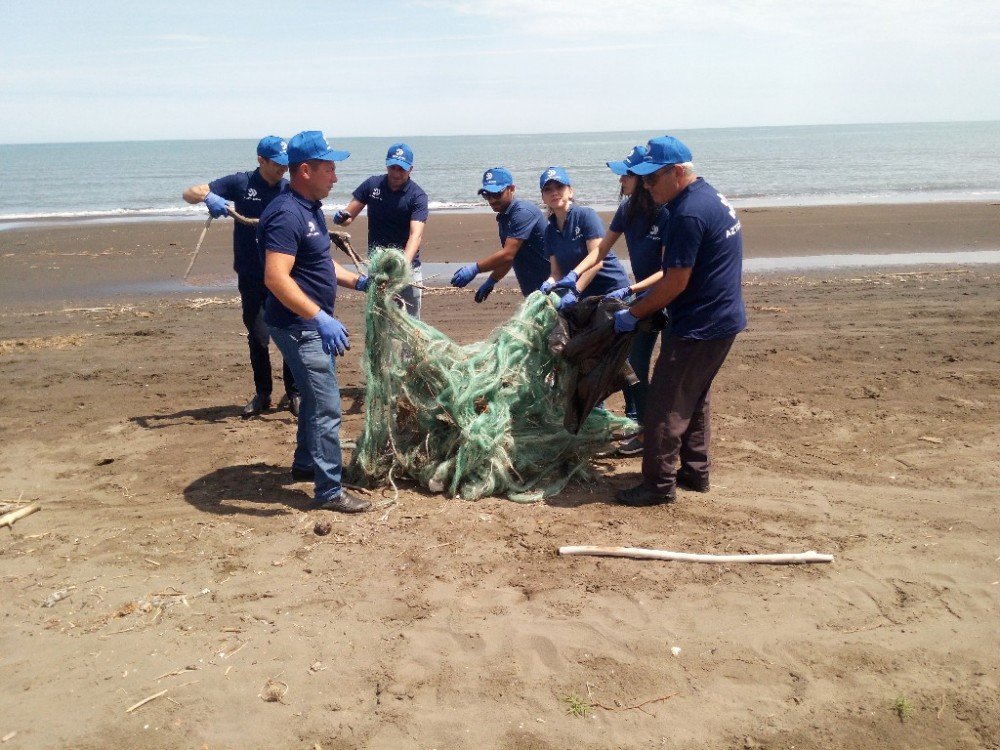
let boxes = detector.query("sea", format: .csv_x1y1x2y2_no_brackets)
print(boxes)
2,121,1000,228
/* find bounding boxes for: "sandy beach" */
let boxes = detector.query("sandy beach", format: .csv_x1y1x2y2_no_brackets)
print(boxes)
1,202,999,749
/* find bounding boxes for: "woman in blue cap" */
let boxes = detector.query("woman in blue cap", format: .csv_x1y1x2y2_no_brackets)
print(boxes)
538,166,630,307
589,146,671,454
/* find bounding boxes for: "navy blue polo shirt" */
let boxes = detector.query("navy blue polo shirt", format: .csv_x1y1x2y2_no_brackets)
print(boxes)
208,169,288,279
661,178,747,340
498,199,549,295
609,200,670,283
352,174,429,265
544,204,629,297
258,189,338,331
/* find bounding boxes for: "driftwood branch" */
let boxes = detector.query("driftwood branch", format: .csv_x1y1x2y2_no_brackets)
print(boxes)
558,545,833,565
183,216,213,281
329,231,367,270
0,502,41,530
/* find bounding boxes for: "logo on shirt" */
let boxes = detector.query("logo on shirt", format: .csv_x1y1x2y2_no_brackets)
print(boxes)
717,192,736,220
647,225,661,240
246,188,259,200
306,220,321,238
573,226,582,239
371,187,381,201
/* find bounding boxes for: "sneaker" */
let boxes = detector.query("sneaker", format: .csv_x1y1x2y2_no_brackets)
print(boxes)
676,469,710,493
616,436,644,456
291,466,314,482
242,394,271,418
614,483,675,507
612,426,642,441
314,490,372,513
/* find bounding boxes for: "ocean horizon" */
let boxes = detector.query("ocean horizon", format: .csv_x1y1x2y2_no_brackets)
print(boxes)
2,121,999,227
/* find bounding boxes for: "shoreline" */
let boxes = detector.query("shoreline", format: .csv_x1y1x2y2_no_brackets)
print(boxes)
1,201,998,308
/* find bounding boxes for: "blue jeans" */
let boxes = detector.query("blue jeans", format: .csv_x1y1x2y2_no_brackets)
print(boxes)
623,328,663,425
269,327,344,503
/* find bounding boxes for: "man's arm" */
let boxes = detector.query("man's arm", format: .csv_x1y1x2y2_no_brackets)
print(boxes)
334,198,366,227
333,260,366,290
629,267,692,319
403,220,425,265
264,251,322,319
476,236,524,280
182,184,211,204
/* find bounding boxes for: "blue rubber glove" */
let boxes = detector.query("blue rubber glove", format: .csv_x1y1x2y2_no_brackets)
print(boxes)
604,286,632,301
613,309,640,333
553,271,580,292
474,277,497,303
203,192,229,218
332,209,351,225
312,310,350,356
540,279,557,294
355,275,369,292
450,263,480,288
556,290,579,310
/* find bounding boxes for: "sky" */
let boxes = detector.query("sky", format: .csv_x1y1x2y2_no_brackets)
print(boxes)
3,0,999,144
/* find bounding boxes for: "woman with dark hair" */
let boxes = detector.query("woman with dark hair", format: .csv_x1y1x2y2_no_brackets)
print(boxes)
567,146,671,454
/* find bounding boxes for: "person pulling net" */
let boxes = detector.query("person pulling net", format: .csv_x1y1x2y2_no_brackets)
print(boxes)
347,248,642,502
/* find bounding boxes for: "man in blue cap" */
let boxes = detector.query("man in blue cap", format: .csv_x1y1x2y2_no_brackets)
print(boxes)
449,167,549,302
612,135,747,507
182,136,300,418
259,130,372,514
333,143,429,317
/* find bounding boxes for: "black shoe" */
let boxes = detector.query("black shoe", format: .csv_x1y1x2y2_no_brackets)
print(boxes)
242,394,271,418
314,490,372,513
614,483,675,506
677,469,710,493
291,466,314,482
287,393,301,417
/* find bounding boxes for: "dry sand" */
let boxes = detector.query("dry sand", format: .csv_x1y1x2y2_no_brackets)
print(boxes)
1,203,999,749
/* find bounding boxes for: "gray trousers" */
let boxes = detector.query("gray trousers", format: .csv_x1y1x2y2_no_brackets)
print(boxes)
641,334,736,493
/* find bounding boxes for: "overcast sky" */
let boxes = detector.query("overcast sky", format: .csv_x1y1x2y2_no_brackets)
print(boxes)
3,0,998,144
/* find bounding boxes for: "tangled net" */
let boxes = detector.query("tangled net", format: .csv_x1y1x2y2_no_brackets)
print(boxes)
346,248,636,502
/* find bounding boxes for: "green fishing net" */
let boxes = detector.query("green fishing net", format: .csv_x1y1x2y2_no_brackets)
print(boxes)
346,248,636,502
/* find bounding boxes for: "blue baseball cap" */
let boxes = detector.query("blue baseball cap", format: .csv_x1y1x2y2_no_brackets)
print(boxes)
606,145,647,176
539,166,571,190
479,167,513,195
386,143,413,170
257,135,289,166
286,131,351,164
629,136,693,175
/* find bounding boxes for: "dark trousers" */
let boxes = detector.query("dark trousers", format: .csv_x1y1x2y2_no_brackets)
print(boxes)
238,275,297,400
641,334,736,493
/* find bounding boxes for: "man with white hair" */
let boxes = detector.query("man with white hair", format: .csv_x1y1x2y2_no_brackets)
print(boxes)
612,135,747,507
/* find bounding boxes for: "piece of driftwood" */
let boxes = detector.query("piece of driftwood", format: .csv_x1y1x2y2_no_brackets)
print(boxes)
0,502,41,530
125,689,168,713
329,231,367,270
183,216,213,280
558,546,833,565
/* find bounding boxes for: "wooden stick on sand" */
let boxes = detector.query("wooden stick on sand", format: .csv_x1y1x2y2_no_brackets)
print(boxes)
0,502,41,530
558,546,833,565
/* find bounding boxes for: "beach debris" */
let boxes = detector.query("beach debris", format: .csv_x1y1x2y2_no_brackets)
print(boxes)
313,520,333,536
918,436,943,444
183,215,213,281
259,678,289,703
0,501,41,530
41,587,74,608
125,689,168,713
558,546,834,565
